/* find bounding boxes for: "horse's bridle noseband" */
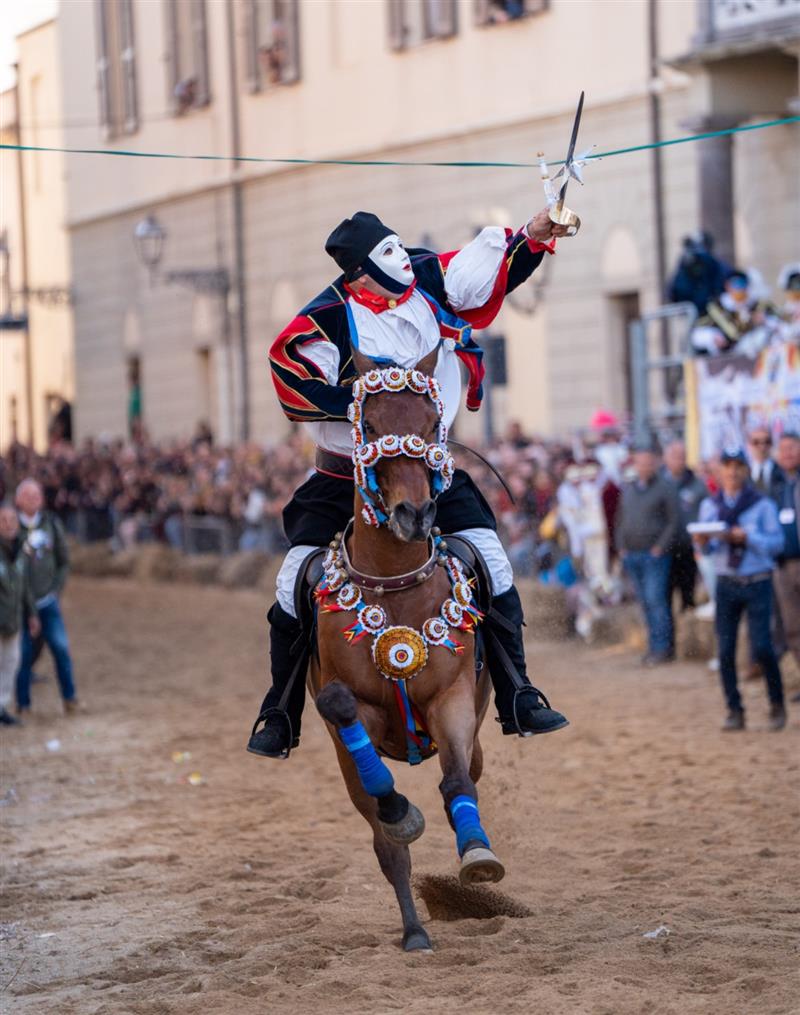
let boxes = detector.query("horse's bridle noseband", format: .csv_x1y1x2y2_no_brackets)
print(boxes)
349,367,455,527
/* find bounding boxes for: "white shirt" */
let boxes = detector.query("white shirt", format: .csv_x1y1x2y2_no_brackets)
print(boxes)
301,227,509,456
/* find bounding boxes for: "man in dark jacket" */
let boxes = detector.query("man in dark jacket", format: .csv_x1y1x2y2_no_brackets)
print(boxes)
14,479,79,714
662,440,707,612
0,504,39,725
616,444,680,665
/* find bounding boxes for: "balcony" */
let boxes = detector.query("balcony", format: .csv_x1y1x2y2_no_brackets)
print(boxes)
697,0,800,49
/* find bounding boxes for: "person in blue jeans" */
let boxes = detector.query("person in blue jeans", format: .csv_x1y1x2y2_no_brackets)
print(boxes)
694,450,786,731
616,444,680,665
14,479,79,714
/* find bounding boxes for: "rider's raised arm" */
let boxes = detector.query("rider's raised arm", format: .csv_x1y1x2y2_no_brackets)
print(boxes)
409,224,555,331
269,314,350,423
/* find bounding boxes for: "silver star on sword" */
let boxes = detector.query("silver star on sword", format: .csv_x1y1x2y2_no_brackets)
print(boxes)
537,92,597,236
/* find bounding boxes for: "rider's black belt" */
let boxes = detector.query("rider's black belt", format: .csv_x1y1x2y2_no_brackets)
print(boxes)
315,448,354,480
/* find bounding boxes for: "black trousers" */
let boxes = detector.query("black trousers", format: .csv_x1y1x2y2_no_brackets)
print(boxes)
669,542,697,611
283,467,496,548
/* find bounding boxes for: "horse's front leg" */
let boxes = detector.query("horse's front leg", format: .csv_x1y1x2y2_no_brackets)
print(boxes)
426,681,505,887
316,681,430,952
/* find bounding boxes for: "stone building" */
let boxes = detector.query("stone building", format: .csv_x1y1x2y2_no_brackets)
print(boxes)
13,0,800,446
0,18,74,450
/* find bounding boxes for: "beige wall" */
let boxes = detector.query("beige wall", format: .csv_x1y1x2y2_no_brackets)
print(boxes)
52,0,797,444
0,20,74,451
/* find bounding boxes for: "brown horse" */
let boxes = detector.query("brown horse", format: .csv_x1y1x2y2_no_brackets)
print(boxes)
309,347,504,952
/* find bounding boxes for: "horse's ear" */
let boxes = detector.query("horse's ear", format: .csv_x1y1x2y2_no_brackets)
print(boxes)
350,345,379,377
415,343,440,378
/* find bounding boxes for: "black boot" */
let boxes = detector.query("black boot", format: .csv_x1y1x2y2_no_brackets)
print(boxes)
247,603,309,759
485,586,569,737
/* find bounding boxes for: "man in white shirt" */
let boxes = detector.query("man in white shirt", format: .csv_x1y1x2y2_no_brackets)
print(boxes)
249,208,571,759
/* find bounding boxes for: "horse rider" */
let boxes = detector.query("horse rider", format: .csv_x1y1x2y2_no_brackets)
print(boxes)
248,207,572,759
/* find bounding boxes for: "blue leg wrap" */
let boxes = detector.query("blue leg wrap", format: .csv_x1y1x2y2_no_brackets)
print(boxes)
449,794,490,855
339,721,395,798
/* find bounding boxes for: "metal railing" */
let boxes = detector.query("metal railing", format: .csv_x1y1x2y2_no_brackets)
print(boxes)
629,302,698,444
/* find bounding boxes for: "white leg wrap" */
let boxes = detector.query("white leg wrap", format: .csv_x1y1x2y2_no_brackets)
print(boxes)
275,545,320,619
452,528,514,596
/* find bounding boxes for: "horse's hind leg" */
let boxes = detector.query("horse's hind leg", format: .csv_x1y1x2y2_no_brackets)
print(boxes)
317,682,431,952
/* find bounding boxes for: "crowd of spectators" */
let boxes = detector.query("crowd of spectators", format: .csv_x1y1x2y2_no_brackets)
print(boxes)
667,233,799,358
0,425,314,556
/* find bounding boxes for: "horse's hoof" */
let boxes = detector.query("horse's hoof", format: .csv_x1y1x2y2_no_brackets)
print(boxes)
459,846,506,886
402,926,432,952
380,802,425,846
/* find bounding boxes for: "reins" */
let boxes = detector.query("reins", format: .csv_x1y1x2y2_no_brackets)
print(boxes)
447,439,516,505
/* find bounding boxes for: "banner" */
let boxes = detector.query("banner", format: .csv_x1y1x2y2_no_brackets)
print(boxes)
692,343,800,460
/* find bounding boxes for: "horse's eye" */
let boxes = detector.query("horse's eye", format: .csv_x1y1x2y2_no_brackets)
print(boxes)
364,422,376,435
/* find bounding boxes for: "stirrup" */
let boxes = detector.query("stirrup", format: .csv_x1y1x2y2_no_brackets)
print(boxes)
248,707,298,759
496,685,553,738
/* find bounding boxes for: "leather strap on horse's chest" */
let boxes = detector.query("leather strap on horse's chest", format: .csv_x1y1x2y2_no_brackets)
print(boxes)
339,521,438,593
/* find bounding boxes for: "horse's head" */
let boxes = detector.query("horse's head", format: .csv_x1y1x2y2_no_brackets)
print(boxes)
350,345,452,543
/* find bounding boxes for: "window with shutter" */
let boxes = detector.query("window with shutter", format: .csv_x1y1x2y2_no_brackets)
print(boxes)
474,0,549,27
94,0,138,137
388,0,458,50
243,0,301,91
165,0,211,114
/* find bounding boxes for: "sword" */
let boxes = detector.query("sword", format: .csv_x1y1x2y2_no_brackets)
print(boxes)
539,91,588,237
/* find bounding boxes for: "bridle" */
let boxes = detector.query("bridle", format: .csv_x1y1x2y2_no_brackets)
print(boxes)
349,366,455,527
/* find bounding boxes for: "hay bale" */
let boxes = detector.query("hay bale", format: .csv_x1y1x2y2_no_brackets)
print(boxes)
518,580,572,640
106,548,137,577
68,542,115,577
132,543,180,582
218,551,271,589
174,554,222,585
585,603,643,648
258,557,282,597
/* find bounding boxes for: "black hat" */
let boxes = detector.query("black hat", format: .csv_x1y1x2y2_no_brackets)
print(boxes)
325,212,396,279
720,447,747,465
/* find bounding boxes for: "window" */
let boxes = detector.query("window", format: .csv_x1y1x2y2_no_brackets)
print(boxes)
474,0,548,26
95,0,138,137
389,0,458,50
243,0,300,91
165,0,210,113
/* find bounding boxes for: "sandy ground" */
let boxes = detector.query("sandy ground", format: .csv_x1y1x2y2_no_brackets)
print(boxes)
1,577,799,1015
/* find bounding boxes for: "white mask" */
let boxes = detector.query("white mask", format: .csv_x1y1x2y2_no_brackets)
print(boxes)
366,234,413,289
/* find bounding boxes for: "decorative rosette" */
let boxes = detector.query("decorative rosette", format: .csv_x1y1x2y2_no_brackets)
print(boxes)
425,444,447,471
361,502,381,527
445,557,466,583
372,626,429,680
452,580,473,608
440,456,455,485
353,458,368,489
407,370,428,394
378,434,402,457
336,583,361,611
358,604,386,633
441,598,464,627
356,443,381,467
401,435,426,458
351,426,364,450
325,568,348,593
422,617,449,645
384,367,406,391
351,378,365,403
439,423,448,446
363,370,384,394
427,377,442,400
422,617,464,656
347,401,362,424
